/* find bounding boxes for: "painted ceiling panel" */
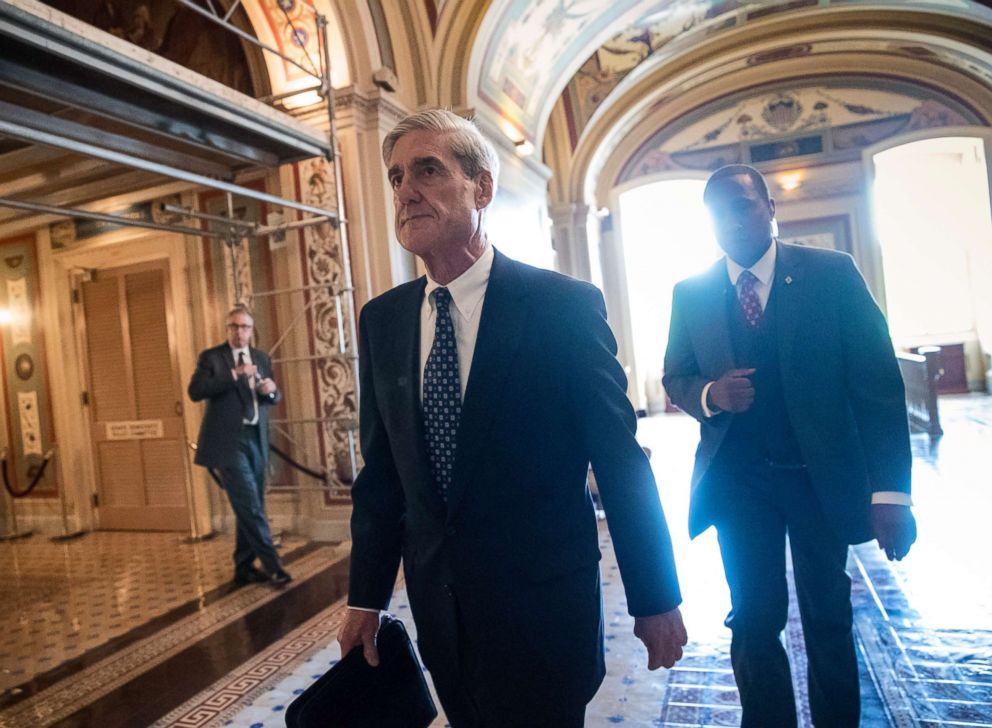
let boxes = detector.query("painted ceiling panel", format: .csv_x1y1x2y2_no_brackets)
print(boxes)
471,0,992,147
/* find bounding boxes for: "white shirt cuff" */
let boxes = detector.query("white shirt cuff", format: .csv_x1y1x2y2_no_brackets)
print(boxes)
347,605,381,614
871,491,913,506
701,381,719,418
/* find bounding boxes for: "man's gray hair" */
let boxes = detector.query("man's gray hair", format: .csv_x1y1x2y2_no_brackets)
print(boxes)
227,304,253,320
382,109,500,192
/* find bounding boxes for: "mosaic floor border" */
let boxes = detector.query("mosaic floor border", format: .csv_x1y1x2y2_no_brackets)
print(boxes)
0,544,349,728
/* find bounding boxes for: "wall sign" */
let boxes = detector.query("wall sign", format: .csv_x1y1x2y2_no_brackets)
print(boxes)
105,420,164,440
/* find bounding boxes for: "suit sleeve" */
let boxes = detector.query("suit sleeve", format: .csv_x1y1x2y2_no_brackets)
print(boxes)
188,349,235,402
255,351,282,405
566,285,682,617
662,284,711,422
347,307,405,610
837,256,912,495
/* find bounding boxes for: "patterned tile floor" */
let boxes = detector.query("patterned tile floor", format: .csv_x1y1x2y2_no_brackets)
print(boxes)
162,396,992,727
1,395,990,726
0,530,304,697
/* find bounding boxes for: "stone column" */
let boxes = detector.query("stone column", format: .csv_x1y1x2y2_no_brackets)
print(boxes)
549,202,593,282
331,87,417,306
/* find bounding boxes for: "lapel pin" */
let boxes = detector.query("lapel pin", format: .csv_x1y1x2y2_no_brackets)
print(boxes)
784,275,793,285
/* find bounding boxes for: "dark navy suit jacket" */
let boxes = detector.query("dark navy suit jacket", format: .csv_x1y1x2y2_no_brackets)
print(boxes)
348,249,682,705
663,242,912,543
188,343,279,470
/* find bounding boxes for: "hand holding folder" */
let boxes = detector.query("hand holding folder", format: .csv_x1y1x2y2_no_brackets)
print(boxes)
286,614,438,728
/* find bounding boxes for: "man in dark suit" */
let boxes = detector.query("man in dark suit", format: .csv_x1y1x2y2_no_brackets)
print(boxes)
663,164,917,727
188,305,291,588
337,109,687,727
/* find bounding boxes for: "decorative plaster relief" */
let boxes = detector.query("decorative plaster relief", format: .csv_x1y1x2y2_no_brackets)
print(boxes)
18,391,42,457
617,81,978,184
298,157,358,490
7,277,31,347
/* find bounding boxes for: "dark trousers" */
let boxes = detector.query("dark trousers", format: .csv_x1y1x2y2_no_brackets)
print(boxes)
423,593,588,728
431,671,586,728
217,426,282,576
712,462,859,728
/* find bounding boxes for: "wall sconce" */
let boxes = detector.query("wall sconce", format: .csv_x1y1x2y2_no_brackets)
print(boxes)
778,172,803,192
0,308,12,326
372,67,397,93
513,139,534,157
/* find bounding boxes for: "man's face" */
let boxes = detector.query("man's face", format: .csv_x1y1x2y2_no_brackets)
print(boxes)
227,311,253,349
705,173,776,267
386,129,490,260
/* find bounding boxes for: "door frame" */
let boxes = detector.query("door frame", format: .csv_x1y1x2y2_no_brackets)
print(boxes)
39,226,212,536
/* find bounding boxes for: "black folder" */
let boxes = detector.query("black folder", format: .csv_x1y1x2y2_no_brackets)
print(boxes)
285,614,438,728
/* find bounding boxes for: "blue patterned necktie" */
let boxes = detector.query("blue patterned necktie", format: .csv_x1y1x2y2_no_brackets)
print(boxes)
423,287,461,501
736,270,763,328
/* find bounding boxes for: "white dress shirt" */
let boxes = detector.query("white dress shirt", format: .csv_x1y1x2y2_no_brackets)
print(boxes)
419,243,494,402
699,242,910,506
229,344,259,425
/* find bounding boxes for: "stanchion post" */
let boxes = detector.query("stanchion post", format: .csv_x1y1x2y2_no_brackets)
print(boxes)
0,449,33,541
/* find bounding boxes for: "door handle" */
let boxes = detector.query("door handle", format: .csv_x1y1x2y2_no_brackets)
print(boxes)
175,401,183,416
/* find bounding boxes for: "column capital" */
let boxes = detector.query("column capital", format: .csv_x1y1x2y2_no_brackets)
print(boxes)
548,202,592,227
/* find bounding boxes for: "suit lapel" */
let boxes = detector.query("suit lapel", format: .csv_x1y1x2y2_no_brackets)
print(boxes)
698,260,736,374
387,278,436,496
445,250,527,524
773,242,806,371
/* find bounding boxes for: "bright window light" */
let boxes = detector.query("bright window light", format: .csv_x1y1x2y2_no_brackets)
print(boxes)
873,137,992,346
618,179,721,410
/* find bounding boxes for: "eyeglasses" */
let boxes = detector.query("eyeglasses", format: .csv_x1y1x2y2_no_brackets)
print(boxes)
227,323,253,330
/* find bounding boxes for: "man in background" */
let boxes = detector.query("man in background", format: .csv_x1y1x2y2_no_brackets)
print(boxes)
189,305,290,589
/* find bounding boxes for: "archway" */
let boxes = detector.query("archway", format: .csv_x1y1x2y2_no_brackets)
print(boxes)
614,175,717,411
866,131,992,391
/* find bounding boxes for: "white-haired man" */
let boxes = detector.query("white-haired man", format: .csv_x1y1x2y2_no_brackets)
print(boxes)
338,109,686,726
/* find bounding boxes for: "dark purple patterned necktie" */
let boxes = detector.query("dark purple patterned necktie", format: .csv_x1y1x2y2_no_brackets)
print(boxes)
736,270,763,327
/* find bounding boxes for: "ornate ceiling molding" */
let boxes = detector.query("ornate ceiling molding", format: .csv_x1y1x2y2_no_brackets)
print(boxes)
547,7,992,206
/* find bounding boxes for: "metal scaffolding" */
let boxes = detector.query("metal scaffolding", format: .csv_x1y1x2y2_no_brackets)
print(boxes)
0,0,362,537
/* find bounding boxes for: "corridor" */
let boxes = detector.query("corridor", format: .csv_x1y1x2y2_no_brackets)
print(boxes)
0,395,989,727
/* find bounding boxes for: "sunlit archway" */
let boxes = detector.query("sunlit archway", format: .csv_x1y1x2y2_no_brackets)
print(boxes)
616,177,720,411
872,135,992,388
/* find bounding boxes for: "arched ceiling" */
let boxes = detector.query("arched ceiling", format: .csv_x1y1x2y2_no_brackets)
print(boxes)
556,0,992,148
459,0,992,157
242,0,351,108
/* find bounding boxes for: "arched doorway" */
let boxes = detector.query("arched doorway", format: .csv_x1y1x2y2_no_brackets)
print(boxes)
613,175,718,411
864,129,992,391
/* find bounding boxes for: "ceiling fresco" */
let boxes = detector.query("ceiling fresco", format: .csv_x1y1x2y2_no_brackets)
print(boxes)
475,0,660,142
40,0,351,103
470,0,992,148
616,80,981,184
559,0,992,149
42,0,256,93
242,0,350,105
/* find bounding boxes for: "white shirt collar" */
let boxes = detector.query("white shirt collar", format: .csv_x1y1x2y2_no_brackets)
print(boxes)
424,243,494,320
726,240,776,286
228,343,250,358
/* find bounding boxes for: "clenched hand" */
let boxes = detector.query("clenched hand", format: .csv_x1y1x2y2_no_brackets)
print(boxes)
708,368,757,413
338,608,382,666
872,503,916,561
634,607,688,670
